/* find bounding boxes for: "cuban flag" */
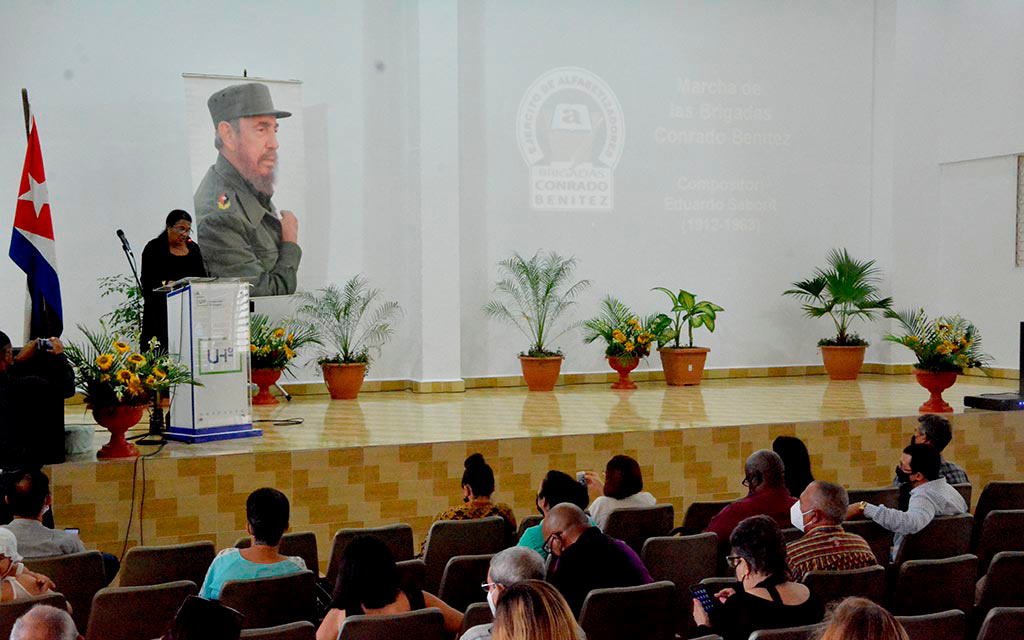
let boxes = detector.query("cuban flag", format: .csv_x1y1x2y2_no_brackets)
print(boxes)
9,114,62,338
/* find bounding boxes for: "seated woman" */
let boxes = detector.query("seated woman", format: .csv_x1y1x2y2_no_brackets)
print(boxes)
316,536,462,640
426,453,517,548
200,488,306,600
692,515,824,640
772,436,815,500
583,454,656,530
818,597,909,640
518,470,590,558
0,529,55,602
492,580,581,640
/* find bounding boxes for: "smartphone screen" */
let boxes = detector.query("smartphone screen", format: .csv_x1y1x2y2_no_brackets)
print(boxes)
689,584,717,613
64,528,79,535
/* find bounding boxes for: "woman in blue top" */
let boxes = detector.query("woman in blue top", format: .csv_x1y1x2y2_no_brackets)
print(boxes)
518,470,590,558
200,488,306,600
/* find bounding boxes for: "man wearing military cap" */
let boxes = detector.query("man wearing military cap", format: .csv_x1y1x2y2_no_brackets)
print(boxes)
194,82,301,296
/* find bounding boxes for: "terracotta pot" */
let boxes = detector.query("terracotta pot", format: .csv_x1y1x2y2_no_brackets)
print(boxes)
252,368,283,405
820,345,867,381
518,356,563,392
322,362,367,400
92,405,144,459
659,347,711,386
914,368,958,413
606,356,640,390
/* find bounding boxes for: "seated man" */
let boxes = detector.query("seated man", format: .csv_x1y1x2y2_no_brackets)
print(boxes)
847,444,967,561
706,450,796,545
893,414,969,486
543,503,652,617
786,481,876,581
518,470,590,559
463,547,547,640
11,604,80,640
3,469,120,585
200,488,306,600
0,332,75,469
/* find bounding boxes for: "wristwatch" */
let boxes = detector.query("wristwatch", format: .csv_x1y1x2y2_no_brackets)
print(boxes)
859,501,868,513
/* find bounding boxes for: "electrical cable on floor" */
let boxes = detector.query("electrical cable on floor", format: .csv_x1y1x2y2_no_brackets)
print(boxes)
119,455,141,564
252,417,305,426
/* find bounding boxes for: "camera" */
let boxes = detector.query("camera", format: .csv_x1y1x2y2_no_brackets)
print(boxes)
36,339,53,352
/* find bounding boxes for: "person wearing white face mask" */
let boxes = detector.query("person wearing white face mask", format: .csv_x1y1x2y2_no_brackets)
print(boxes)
464,547,586,640
785,481,877,582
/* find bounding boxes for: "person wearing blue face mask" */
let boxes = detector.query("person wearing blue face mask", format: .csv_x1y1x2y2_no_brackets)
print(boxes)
784,481,876,582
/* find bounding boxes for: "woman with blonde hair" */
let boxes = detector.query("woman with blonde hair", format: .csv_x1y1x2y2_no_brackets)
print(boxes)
492,580,582,640
818,597,909,640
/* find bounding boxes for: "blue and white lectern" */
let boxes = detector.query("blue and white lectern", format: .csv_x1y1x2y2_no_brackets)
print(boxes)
163,277,261,443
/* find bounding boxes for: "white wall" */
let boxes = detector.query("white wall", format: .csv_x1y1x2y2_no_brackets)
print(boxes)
2,1,1022,382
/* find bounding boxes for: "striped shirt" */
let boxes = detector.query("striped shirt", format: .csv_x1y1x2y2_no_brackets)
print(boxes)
786,525,877,582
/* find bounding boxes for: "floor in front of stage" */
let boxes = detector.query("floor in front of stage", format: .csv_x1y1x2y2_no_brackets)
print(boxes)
65,373,1020,460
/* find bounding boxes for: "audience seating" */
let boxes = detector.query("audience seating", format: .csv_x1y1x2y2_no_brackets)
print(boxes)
236,532,319,577
779,527,803,544
578,581,676,640
120,541,216,588
516,514,542,539
895,609,966,640
892,514,973,567
972,482,1024,549
396,558,427,592
603,504,674,555
975,607,1024,640
327,524,415,587
690,636,724,640
0,593,67,640
337,608,447,640
421,517,505,592
641,533,717,636
677,500,730,535
974,552,1024,629
219,570,317,629
747,624,825,640
951,483,972,510
437,554,493,612
802,565,886,606
24,550,106,632
240,621,317,640
699,577,739,593
85,580,197,640
889,554,977,616
840,519,894,566
974,510,1024,576
459,602,493,637
847,486,900,510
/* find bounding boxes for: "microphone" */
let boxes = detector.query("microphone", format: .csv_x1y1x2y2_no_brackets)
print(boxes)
116,229,132,254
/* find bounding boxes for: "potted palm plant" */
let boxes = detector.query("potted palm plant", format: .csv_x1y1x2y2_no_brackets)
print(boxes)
484,251,590,391
248,314,319,405
783,249,893,380
583,297,666,390
651,287,724,386
298,276,401,400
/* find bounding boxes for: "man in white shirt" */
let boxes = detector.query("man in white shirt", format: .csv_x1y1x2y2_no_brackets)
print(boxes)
3,469,85,558
846,443,967,561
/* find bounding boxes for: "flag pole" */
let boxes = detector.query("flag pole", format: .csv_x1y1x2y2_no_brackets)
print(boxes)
21,89,32,343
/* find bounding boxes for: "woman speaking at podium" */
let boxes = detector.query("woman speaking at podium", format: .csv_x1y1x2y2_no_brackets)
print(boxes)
140,210,208,352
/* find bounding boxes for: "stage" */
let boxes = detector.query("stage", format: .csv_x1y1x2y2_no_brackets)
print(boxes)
53,373,1024,572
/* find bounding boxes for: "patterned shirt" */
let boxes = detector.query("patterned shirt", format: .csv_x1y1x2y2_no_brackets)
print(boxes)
421,502,517,552
786,525,877,582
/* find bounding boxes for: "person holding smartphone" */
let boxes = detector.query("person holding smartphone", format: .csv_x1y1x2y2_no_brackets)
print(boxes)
692,515,824,640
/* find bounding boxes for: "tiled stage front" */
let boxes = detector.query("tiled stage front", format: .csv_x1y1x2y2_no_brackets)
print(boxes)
54,374,1024,572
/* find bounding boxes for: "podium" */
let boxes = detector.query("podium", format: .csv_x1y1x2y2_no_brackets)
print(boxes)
161,278,261,443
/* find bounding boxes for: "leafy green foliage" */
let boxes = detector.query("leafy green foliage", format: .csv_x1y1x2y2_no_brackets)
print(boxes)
298,276,401,366
884,308,992,373
483,251,590,357
98,274,143,345
249,313,320,373
651,287,724,348
582,296,662,363
783,249,892,345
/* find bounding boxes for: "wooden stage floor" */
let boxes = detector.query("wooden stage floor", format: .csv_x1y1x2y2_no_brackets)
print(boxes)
54,373,1024,567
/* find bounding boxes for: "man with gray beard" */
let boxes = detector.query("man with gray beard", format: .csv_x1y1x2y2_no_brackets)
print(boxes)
194,82,301,296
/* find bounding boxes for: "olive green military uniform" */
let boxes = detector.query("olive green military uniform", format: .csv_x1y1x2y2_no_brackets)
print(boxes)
194,154,301,296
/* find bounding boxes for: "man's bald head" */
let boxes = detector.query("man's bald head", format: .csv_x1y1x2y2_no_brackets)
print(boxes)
744,449,786,492
800,480,848,525
541,503,590,555
11,605,78,640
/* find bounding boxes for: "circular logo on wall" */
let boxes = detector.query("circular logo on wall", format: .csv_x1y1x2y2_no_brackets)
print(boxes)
516,66,625,211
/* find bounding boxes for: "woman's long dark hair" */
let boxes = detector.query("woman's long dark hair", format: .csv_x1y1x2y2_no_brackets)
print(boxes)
162,209,192,237
772,436,814,499
330,535,401,617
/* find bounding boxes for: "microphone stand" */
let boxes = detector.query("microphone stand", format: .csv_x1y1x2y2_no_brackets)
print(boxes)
118,232,166,446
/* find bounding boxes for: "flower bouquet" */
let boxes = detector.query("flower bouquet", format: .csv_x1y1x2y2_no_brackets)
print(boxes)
583,297,668,389
248,314,319,404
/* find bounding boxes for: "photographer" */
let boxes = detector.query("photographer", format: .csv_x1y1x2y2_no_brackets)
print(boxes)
0,331,75,469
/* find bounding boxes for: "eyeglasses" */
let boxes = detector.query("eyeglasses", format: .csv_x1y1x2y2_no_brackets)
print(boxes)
541,532,564,555
726,555,744,569
171,226,192,236
480,582,501,593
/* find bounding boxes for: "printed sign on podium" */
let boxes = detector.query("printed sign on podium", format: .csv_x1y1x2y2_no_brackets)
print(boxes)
164,278,261,442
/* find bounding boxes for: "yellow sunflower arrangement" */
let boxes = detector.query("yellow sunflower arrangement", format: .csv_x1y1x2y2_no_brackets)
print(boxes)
249,314,319,373
885,309,992,374
584,296,666,363
65,326,196,408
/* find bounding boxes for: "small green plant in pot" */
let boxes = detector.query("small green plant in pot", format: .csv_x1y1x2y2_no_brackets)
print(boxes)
298,275,401,400
651,288,724,386
783,249,893,380
583,296,666,390
483,251,590,391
